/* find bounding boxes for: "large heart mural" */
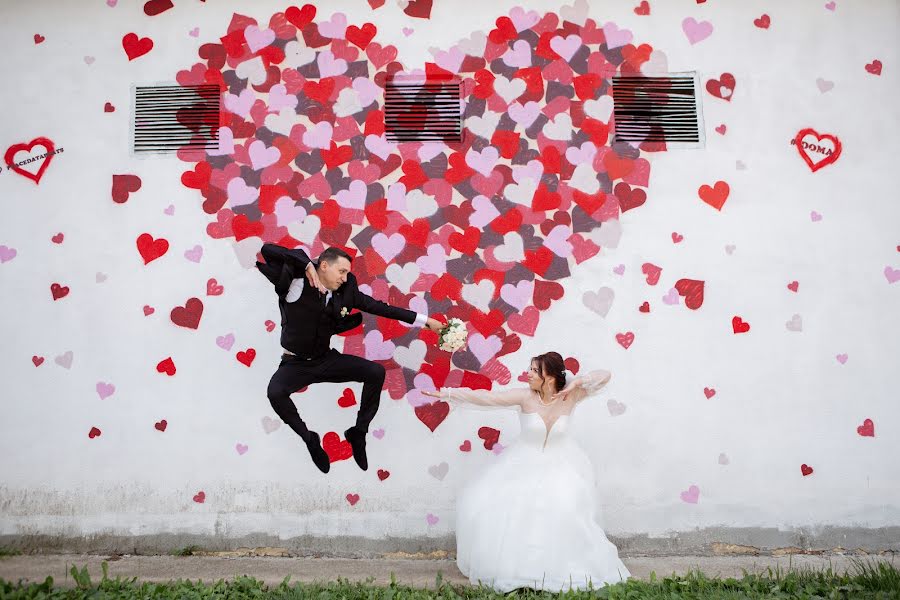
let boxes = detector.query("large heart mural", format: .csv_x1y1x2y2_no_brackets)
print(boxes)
174,4,660,430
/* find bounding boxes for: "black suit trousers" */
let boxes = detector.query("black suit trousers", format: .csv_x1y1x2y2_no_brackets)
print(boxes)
266,348,386,441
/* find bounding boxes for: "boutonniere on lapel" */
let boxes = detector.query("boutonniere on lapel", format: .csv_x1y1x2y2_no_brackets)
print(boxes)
340,307,349,317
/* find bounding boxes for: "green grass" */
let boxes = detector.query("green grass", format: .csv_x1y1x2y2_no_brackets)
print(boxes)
0,557,897,599
0,548,22,559
167,544,203,557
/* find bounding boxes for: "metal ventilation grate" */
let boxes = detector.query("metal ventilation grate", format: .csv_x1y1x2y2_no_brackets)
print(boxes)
132,84,221,154
384,78,462,142
611,74,703,147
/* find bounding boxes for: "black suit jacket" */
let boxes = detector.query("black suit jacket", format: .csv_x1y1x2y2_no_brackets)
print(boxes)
256,243,417,334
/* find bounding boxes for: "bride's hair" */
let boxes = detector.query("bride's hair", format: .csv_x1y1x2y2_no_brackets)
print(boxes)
531,351,567,396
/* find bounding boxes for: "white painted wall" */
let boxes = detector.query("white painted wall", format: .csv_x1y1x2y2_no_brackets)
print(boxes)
0,0,897,550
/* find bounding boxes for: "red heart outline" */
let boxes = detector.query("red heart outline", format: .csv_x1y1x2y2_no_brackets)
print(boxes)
794,128,842,173
4,137,56,184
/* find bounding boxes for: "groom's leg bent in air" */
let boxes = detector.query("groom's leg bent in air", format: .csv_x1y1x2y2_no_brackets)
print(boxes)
317,350,386,471
266,355,331,473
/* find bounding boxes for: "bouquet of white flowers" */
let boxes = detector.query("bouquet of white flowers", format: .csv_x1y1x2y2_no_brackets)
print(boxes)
438,317,467,353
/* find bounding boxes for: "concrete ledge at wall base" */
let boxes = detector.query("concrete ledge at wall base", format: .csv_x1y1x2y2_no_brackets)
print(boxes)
1,525,899,559
0,553,898,589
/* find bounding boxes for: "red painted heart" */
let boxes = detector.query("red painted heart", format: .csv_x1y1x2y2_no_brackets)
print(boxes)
793,128,842,172
170,298,204,329
143,0,173,16
122,33,154,60
206,278,224,296
477,426,500,450
731,316,750,334
856,418,874,437
112,174,142,203
415,401,450,432
674,278,705,310
236,348,256,366
156,357,176,376
50,283,69,300
337,388,357,407
137,233,168,264
322,431,353,462
4,137,56,184
705,73,736,101
641,263,662,285
615,332,635,349
698,181,729,210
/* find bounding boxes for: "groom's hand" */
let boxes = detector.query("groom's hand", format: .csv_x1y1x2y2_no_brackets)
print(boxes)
425,317,445,332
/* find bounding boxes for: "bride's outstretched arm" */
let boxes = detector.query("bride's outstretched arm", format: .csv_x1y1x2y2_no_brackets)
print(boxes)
552,369,611,403
421,386,528,410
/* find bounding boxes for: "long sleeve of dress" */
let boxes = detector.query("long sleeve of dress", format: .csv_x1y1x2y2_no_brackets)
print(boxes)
569,369,611,403
439,386,529,412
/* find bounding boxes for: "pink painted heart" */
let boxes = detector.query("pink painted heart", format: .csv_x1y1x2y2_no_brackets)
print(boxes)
680,484,700,503
176,6,659,430
244,25,275,53
0,245,17,263
96,381,116,400
184,245,203,263
248,140,281,170
885,266,900,284
216,333,235,351
681,17,713,45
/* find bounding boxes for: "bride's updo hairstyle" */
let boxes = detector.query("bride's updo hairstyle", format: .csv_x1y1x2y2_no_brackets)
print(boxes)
531,351,567,395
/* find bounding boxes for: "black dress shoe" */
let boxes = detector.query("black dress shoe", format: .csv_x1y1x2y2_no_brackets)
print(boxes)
344,426,368,471
304,431,330,473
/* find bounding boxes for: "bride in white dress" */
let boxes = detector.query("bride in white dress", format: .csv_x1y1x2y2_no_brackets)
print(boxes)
422,351,630,592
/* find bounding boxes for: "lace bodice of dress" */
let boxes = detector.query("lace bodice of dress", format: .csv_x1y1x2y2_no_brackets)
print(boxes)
438,369,611,449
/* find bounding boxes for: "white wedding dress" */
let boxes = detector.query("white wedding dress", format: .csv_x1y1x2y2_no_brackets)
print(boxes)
439,371,630,592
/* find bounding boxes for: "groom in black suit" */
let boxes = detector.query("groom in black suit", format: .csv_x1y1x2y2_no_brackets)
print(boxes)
257,243,443,473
